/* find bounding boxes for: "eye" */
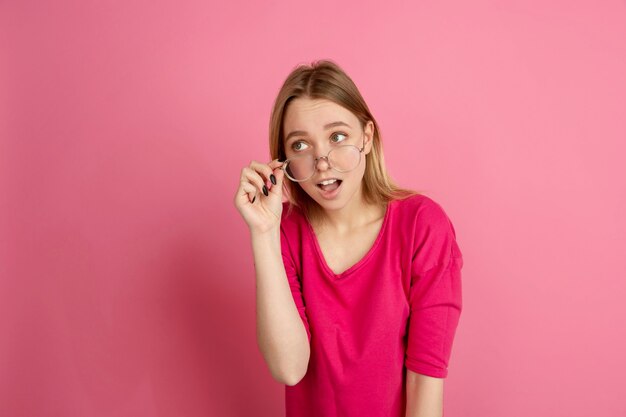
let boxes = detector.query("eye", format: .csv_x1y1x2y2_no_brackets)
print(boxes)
291,132,348,152
292,140,309,152
331,132,348,143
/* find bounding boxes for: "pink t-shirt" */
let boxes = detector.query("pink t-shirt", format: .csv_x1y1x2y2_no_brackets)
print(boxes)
279,193,464,417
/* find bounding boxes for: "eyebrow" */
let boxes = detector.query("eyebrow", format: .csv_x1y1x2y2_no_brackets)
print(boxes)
284,121,352,143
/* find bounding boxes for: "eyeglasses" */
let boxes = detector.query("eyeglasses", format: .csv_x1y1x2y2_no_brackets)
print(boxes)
280,134,366,182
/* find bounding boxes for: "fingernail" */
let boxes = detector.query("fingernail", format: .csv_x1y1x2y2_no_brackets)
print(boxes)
252,195,256,203
262,185,268,196
270,174,276,185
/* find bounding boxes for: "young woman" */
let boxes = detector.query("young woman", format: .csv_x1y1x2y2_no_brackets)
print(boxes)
233,60,463,417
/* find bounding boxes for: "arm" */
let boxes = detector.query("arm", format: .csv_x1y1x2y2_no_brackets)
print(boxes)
405,199,463,416
405,369,444,417
252,227,310,386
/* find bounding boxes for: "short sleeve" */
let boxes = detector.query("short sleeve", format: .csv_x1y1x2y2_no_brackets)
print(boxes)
280,226,312,343
405,199,463,378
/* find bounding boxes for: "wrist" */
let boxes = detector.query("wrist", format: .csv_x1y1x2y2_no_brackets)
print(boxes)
250,225,280,240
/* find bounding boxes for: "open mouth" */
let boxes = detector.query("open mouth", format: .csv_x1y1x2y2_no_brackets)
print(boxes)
316,178,343,192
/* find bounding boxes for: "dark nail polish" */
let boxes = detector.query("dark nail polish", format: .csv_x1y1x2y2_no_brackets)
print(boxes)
252,195,256,203
262,185,268,196
270,174,276,185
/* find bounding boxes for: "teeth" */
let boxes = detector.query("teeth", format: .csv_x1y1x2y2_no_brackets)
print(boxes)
318,179,339,186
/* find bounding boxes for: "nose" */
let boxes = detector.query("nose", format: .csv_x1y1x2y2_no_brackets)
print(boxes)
314,155,331,172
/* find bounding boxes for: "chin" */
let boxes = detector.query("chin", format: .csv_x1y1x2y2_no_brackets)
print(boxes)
308,182,352,209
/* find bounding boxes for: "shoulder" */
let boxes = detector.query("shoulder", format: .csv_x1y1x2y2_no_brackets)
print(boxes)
281,201,305,224
280,201,307,240
279,202,307,271
394,193,454,232
399,194,462,270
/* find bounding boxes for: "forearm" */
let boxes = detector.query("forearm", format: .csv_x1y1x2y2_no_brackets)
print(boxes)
252,227,310,386
405,369,444,417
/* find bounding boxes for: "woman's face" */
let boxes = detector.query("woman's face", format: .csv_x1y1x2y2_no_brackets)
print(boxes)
282,97,374,210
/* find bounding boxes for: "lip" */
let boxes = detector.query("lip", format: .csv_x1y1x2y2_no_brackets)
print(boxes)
317,179,343,199
316,177,341,185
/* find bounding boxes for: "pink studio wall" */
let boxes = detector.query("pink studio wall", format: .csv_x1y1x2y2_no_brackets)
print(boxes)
1,1,625,416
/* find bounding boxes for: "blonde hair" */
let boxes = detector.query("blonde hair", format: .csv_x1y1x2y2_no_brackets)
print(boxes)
269,59,423,225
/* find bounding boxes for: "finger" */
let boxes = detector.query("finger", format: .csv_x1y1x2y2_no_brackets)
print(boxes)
234,180,254,207
270,164,285,193
270,159,286,189
249,160,276,188
242,167,267,196
235,179,256,206
240,181,257,203
267,158,285,170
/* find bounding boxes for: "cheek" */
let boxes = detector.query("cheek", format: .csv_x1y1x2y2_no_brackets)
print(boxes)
350,159,367,181
298,181,316,193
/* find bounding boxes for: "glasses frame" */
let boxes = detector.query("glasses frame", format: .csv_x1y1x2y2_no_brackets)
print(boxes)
280,134,366,182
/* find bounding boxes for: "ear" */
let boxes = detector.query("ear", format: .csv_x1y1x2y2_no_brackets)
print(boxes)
363,120,375,155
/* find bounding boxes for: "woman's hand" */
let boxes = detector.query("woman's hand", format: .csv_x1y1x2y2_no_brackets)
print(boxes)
234,158,286,234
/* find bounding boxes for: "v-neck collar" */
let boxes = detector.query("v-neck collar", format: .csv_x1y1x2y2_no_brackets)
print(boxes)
304,200,393,280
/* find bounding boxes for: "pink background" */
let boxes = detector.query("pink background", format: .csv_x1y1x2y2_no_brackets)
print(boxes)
1,1,625,416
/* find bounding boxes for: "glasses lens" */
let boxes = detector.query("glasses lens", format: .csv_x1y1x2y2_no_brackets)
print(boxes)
329,145,360,172
285,155,314,181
